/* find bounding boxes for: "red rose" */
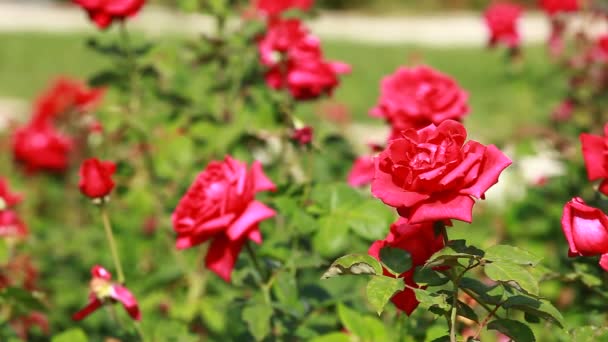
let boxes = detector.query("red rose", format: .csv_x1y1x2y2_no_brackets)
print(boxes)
78,158,117,199
292,126,313,145
172,156,277,282
72,0,145,29
0,210,28,240
580,125,608,195
347,156,375,188
372,120,512,223
0,178,22,209
552,99,574,121
371,66,469,136
539,0,578,15
484,3,522,49
591,35,608,63
561,198,608,271
259,18,350,101
10,312,49,341
255,0,313,17
368,218,444,315
33,77,105,122
12,121,73,173
73,265,141,321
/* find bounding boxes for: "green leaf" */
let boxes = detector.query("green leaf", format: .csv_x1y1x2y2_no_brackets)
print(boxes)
242,304,273,341
484,245,542,266
484,261,539,296
51,328,88,342
487,319,536,342
456,300,479,323
413,266,449,287
425,240,483,268
321,254,383,279
337,303,370,340
379,246,412,274
574,263,602,287
0,287,46,311
460,277,504,305
345,200,394,241
412,288,450,311
313,216,350,258
366,276,405,315
502,296,565,328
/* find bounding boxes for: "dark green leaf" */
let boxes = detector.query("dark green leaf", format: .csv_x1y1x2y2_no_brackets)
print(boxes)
414,266,449,287
366,276,405,315
321,254,383,279
457,300,479,323
502,296,565,328
1,287,45,311
379,246,412,274
487,319,536,342
460,277,504,305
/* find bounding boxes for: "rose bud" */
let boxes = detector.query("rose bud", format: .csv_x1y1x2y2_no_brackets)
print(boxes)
0,178,22,210
73,265,141,321
561,197,608,271
78,158,117,200
580,124,608,195
291,126,313,145
484,2,522,50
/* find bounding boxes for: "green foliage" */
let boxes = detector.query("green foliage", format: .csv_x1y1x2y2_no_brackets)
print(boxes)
487,319,536,342
366,276,404,315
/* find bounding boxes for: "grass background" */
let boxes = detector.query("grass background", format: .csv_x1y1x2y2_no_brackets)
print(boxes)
0,32,565,144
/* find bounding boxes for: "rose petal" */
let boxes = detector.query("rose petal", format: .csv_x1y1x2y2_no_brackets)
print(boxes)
205,234,246,282
460,144,512,198
581,133,608,181
409,195,475,224
251,161,277,192
72,295,103,321
226,201,276,241
111,285,141,321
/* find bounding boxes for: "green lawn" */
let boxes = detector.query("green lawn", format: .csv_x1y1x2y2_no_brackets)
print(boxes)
0,32,564,143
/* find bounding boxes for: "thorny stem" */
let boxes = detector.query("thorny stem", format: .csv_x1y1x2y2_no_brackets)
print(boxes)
100,204,126,284
450,281,458,342
474,301,504,340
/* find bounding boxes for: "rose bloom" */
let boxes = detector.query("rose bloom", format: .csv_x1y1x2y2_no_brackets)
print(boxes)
580,124,608,195
73,265,141,321
539,0,579,15
258,19,311,67
79,158,117,199
347,156,375,188
172,156,277,282
0,210,28,240
33,77,105,122
254,0,313,17
371,66,469,135
484,3,522,49
561,198,608,271
266,58,351,100
0,178,22,209
372,120,512,223
590,35,608,63
12,120,73,173
10,312,49,341
368,218,445,315
72,0,145,29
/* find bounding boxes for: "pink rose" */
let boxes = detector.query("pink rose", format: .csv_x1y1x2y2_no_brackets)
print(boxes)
12,121,73,173
539,0,579,15
254,0,313,17
172,156,276,282
371,66,469,136
0,210,28,240
484,3,522,49
368,218,444,315
78,158,117,199
72,0,145,29
561,198,608,271
580,124,608,195
347,156,375,188
372,120,512,223
73,265,141,321
33,77,105,122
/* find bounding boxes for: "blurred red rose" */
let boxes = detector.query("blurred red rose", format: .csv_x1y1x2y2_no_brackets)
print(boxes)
368,218,444,314
33,77,105,122
552,99,574,121
73,265,141,321
561,198,608,271
372,120,511,223
255,0,313,17
591,35,608,63
581,124,608,195
259,18,350,100
78,158,117,199
73,0,146,29
347,156,375,188
371,66,469,136
10,312,49,341
292,126,313,145
0,210,28,241
172,156,276,282
12,120,73,173
539,0,579,15
0,178,22,209
484,3,522,49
